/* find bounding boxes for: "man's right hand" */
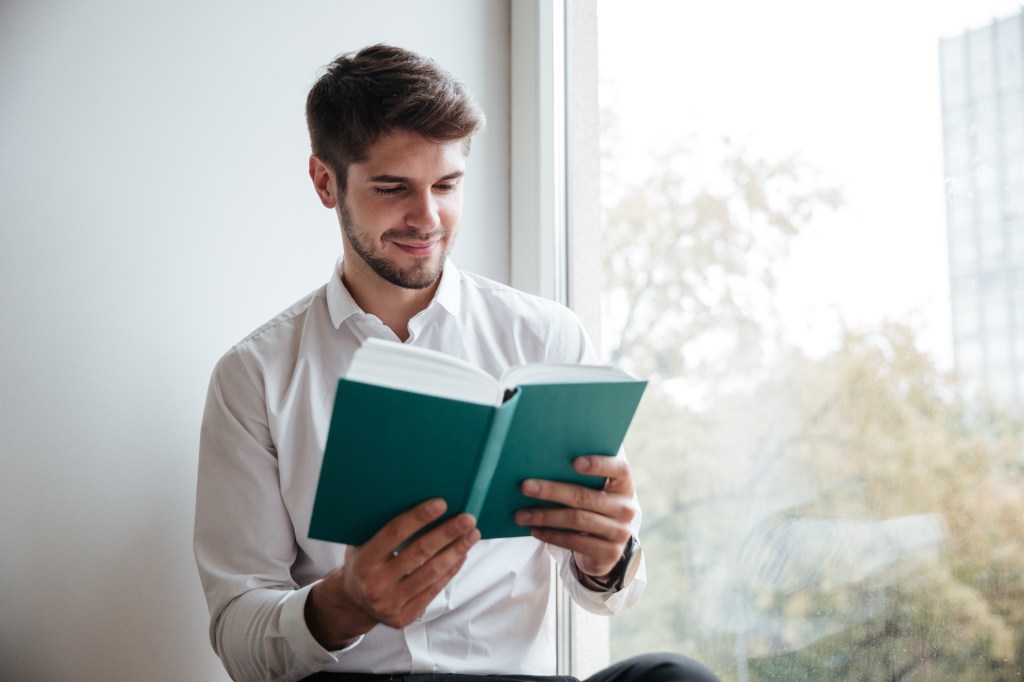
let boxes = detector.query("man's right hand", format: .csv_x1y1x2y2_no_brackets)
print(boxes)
304,498,479,650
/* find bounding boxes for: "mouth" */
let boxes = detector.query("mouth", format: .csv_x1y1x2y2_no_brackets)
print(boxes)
385,228,448,257
390,239,441,257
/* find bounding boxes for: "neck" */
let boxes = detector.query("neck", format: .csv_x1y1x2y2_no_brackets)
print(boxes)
341,259,440,342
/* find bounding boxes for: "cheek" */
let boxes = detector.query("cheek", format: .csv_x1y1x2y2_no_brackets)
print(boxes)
353,202,399,231
440,197,464,227
442,208,462,227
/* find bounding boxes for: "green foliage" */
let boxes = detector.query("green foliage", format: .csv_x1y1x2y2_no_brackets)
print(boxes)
610,325,1024,680
600,136,1024,680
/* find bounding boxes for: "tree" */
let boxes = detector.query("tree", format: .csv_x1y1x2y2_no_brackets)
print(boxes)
599,136,1024,680
736,324,1024,681
609,320,1024,680
600,136,842,384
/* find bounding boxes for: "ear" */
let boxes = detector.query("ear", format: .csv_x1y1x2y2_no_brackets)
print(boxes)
309,155,339,209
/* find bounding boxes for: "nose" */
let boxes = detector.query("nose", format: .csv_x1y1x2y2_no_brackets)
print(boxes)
406,189,440,231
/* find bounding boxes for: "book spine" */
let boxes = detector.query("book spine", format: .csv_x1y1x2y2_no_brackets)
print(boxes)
464,390,522,519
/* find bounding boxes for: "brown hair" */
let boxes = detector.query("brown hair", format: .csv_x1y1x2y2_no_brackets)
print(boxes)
306,44,485,190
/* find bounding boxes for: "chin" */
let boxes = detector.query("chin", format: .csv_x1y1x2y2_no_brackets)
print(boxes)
384,260,446,290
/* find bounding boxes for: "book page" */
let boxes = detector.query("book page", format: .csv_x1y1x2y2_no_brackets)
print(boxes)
500,362,634,390
345,338,500,405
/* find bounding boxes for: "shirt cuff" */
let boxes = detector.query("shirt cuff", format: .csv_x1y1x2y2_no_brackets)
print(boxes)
557,549,647,615
281,582,364,667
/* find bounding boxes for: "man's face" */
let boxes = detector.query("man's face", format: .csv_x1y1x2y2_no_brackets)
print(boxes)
339,130,467,290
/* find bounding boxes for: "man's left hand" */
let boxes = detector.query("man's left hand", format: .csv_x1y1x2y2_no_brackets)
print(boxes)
514,455,636,581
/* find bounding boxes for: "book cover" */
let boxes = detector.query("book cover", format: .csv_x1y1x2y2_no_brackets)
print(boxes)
308,348,647,547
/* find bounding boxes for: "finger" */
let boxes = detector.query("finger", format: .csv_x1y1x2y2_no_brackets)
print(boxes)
392,513,477,577
520,478,634,520
391,527,480,606
529,527,624,572
514,506,633,540
573,455,634,494
361,498,448,563
394,551,471,626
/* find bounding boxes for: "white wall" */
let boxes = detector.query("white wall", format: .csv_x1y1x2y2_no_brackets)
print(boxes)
0,2,510,679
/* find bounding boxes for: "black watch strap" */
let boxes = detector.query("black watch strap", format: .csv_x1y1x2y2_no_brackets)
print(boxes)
581,535,640,592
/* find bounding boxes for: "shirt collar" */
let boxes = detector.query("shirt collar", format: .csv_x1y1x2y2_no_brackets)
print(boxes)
326,257,462,329
433,259,462,318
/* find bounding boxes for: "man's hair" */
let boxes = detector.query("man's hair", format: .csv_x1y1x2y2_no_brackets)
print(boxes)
306,44,485,189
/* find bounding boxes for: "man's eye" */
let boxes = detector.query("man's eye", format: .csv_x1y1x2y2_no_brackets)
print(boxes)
434,183,457,192
374,186,404,196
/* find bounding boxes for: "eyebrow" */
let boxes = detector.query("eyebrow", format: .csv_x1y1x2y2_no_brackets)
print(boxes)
368,171,465,183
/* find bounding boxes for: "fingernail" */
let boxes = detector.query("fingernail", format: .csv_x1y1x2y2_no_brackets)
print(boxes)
456,514,475,531
465,528,481,546
428,499,446,515
516,510,532,524
522,480,540,495
576,457,591,471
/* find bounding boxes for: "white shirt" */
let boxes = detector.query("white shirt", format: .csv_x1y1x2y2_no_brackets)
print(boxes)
194,259,646,682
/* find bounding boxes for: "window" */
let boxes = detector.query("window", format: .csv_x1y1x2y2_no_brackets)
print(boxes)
952,295,981,339
568,1,1024,680
997,17,1024,89
985,294,1011,334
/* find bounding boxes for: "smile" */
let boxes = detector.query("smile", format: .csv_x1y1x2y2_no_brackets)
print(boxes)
390,240,441,256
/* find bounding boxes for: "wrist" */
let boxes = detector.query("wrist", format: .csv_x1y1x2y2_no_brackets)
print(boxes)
304,580,365,650
573,536,642,593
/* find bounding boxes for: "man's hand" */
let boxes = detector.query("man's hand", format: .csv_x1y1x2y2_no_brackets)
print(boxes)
514,455,636,581
305,498,480,650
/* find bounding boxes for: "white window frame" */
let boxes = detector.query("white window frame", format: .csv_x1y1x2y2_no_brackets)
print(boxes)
510,0,609,676
511,0,568,303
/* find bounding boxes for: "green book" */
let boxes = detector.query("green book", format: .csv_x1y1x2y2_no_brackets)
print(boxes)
308,338,647,546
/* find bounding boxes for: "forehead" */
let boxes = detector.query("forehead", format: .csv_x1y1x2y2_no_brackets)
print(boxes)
351,130,468,179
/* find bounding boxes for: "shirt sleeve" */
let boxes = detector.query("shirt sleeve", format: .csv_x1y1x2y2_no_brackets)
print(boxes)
553,540,648,615
545,300,600,366
194,349,351,681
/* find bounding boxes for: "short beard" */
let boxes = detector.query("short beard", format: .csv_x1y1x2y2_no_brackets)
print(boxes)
340,202,452,290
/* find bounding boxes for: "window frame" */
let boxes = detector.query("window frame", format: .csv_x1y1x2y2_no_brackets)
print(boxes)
510,0,608,676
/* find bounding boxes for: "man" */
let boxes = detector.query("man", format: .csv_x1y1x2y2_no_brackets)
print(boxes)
194,44,718,682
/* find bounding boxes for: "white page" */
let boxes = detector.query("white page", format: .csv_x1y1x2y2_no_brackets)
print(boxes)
345,338,500,406
500,362,633,389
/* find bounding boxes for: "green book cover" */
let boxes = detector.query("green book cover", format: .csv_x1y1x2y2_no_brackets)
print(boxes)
476,380,647,538
308,347,647,547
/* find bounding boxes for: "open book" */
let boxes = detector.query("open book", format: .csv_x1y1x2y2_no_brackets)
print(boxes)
308,338,647,546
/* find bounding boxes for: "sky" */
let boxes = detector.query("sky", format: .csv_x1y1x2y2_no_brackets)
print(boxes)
598,0,1024,366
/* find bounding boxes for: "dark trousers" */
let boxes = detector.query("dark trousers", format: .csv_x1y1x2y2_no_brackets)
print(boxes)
303,652,720,682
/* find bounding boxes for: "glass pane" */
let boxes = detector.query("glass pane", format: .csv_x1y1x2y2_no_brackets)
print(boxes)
588,1,1024,680
997,17,1024,91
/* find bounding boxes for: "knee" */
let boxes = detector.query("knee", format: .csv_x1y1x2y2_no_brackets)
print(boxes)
616,652,720,682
